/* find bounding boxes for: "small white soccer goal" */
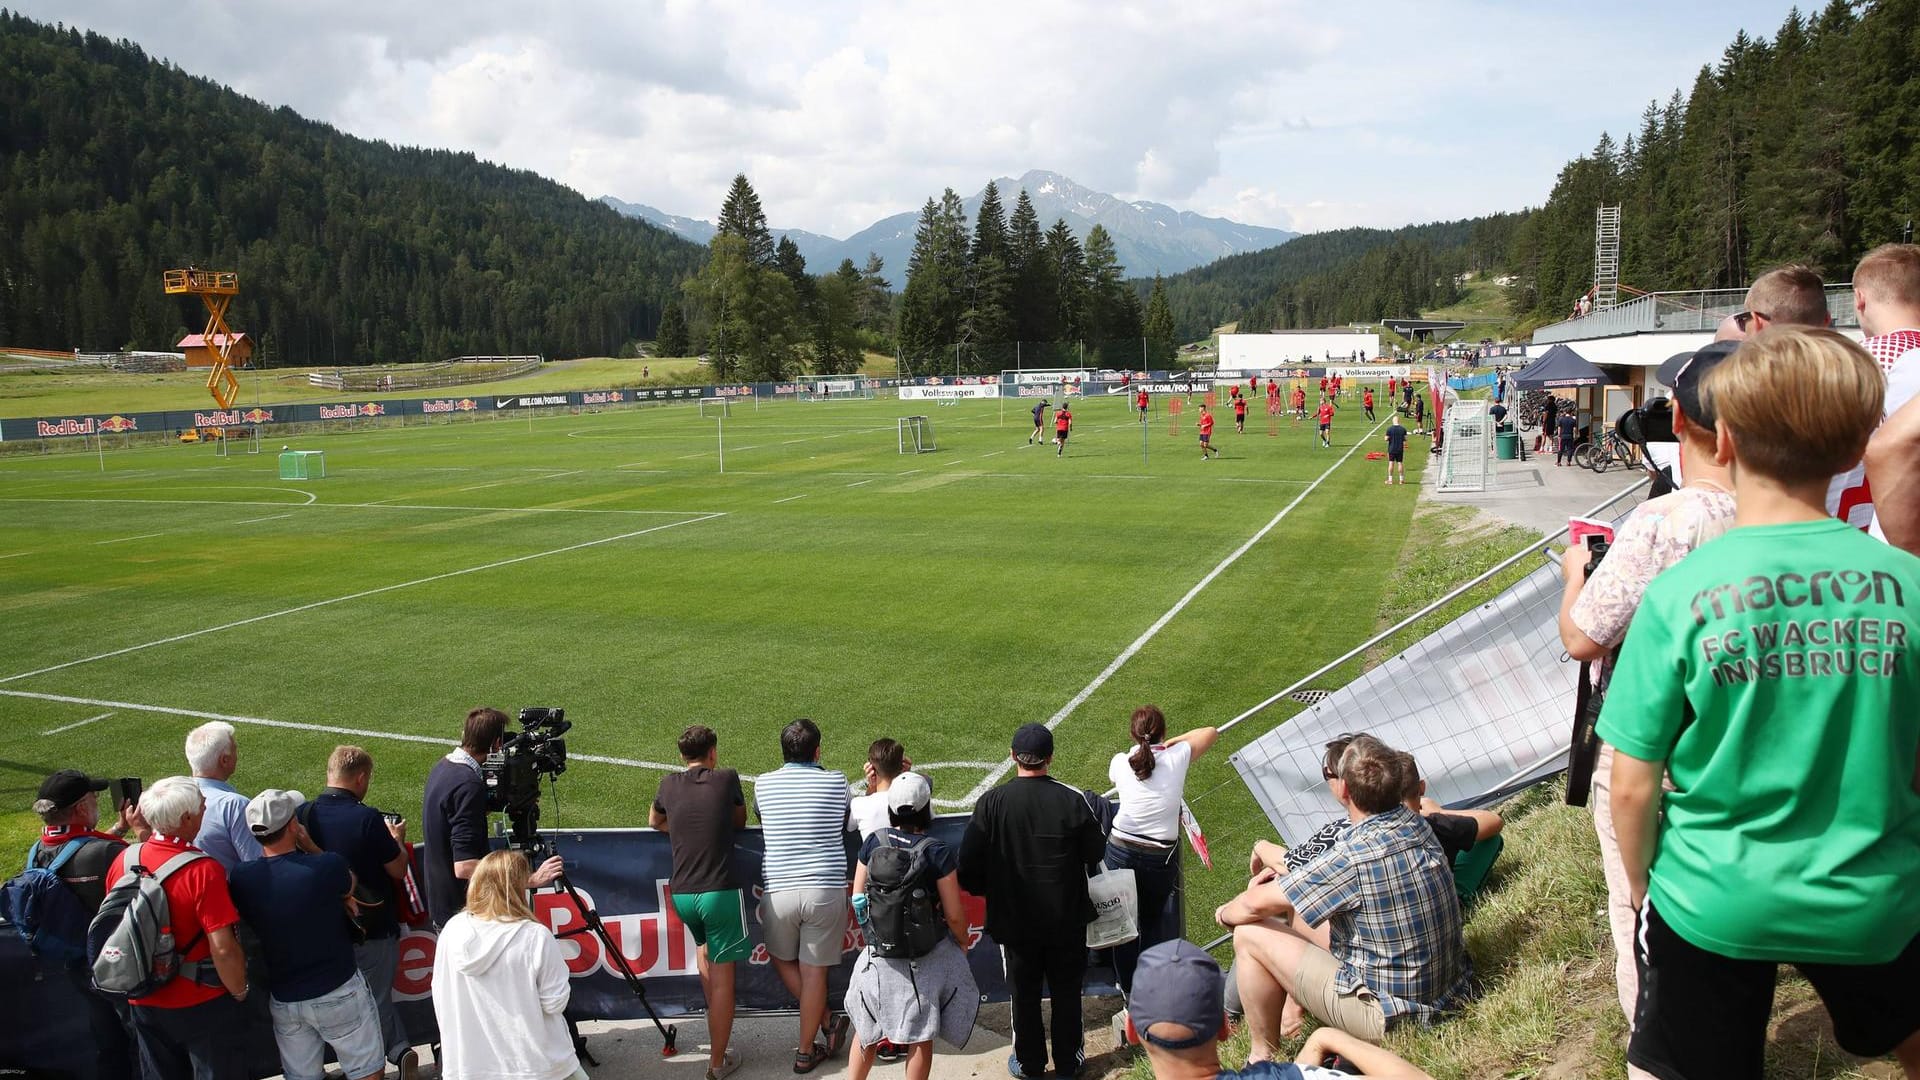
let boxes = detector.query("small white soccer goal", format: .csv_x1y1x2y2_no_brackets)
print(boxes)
804,376,875,400
699,398,732,419
898,415,935,453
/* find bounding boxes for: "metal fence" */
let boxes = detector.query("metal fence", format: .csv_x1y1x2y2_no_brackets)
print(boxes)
1532,285,1860,343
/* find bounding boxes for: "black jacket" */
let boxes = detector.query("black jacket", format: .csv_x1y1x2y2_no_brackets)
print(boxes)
957,774,1106,945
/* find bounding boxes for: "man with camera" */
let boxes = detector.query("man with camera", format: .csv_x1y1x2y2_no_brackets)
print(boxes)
1556,341,1738,1076
305,746,419,1076
422,708,563,928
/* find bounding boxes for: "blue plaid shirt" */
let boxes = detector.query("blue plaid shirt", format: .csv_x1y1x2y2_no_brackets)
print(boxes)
1278,805,1474,1025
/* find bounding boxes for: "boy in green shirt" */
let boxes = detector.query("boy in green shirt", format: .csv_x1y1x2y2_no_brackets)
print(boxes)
1599,326,1920,1079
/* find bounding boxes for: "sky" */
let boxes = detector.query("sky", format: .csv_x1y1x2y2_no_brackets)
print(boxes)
21,1,1808,239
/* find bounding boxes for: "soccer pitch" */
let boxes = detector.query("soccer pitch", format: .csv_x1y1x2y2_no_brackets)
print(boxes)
0,391,1426,887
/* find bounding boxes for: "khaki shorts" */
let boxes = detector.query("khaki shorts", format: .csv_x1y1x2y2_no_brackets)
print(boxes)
1294,944,1388,1043
760,887,847,967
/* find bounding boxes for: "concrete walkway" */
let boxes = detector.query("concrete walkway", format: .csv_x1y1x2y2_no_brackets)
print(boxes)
1419,435,1648,537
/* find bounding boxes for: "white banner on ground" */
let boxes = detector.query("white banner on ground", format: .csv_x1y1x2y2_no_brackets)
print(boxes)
1229,556,1581,844
899,384,999,400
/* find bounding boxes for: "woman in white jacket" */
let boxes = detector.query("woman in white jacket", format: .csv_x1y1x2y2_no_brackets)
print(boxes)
432,851,584,1080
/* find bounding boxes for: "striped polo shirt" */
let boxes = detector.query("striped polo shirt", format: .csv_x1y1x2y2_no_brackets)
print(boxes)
753,762,852,892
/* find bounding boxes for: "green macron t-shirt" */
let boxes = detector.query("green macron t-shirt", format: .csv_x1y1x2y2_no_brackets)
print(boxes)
1597,518,1920,965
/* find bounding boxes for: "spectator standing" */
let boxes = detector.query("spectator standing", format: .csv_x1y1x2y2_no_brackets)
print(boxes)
846,772,978,1080
1836,243,1920,535
1554,407,1577,466
1557,341,1738,1058
1216,737,1472,1054
184,721,261,871
303,746,418,1077
850,739,910,840
1130,940,1435,1080
106,776,252,1080
432,851,585,1080
958,723,1105,1080
228,789,387,1080
650,726,749,1080
752,718,853,1073
1868,394,1920,554
422,708,562,928
1600,328,1920,1078
23,770,140,1078
1737,264,1831,334
1383,419,1408,485
1104,706,1217,994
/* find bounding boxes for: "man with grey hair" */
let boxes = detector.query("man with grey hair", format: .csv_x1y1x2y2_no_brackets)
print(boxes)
185,721,261,871
105,776,253,1079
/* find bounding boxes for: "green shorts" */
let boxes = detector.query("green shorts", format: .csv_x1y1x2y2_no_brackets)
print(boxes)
672,888,752,964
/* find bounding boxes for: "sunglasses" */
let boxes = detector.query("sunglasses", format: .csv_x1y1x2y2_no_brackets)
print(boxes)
1732,310,1769,332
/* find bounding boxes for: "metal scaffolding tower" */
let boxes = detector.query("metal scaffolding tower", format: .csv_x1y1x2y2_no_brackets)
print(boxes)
1593,205,1622,310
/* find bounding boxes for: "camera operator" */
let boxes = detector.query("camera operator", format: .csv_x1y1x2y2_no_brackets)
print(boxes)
1556,341,1739,1076
423,708,563,928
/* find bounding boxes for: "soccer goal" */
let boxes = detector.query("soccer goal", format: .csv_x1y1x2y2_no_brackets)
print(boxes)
277,449,325,480
898,415,936,453
698,398,732,419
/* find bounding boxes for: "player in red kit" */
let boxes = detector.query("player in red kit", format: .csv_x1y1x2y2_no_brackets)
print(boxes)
1197,404,1219,459
1363,387,1376,421
1054,403,1073,456
1233,393,1248,433
1136,387,1150,422
1317,397,1335,448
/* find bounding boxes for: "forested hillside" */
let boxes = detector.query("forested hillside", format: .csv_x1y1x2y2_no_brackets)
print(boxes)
1143,216,1524,341
0,14,704,364
1505,0,1919,321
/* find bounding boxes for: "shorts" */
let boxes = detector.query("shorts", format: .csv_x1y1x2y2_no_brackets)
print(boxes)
760,887,848,967
1387,449,1404,462
1318,423,1330,433
1293,944,1387,1043
672,888,751,964
268,972,386,1080
1200,433,1212,445
1056,430,1069,441
1630,899,1920,1078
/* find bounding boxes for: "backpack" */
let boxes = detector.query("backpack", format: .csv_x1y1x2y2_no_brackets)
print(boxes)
0,839,101,967
87,843,215,998
864,833,946,960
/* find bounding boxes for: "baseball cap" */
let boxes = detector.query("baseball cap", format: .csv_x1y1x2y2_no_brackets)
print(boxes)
246,789,307,836
1655,341,1740,430
1010,723,1053,759
35,770,108,811
886,771,932,813
1129,940,1225,1049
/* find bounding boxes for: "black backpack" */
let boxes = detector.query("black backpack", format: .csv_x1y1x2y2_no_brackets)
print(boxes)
864,833,945,960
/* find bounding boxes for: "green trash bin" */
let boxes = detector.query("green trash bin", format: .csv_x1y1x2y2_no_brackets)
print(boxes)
1495,430,1519,460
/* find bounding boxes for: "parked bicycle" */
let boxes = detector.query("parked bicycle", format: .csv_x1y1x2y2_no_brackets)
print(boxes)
1574,427,1642,473
1516,389,1553,431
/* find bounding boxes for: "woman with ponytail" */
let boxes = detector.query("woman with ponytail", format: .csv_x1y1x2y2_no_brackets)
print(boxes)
1103,705,1218,994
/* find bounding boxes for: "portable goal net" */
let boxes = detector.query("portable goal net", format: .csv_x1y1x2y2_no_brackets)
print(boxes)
698,398,733,419
898,415,935,453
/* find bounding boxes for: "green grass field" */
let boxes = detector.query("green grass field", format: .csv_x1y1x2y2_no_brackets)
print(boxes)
0,388,1445,937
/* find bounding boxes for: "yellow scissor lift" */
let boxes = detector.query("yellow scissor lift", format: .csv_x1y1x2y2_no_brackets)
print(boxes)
163,268,243,409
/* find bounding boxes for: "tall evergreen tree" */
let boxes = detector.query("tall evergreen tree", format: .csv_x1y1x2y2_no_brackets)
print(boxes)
655,301,690,357
1081,225,1127,342
1144,273,1176,364
718,174,776,268
962,180,1012,348
1007,190,1052,341
1044,218,1088,342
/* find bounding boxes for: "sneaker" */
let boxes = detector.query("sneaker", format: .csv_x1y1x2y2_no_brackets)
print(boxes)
394,1049,420,1080
876,1041,907,1064
706,1048,742,1080
823,1012,852,1056
1008,1054,1045,1080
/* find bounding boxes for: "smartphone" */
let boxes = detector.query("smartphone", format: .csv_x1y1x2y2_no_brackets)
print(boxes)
381,812,404,826
107,776,142,811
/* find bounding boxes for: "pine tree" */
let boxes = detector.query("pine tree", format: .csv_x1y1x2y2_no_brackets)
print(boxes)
1081,225,1126,342
655,300,690,357
962,180,1012,348
1007,190,1052,341
1044,218,1088,342
717,174,776,268
1144,273,1176,364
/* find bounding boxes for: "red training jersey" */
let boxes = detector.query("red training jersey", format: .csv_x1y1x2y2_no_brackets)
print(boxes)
1234,397,1247,416
1318,403,1334,425
1055,409,1072,432
1364,390,1374,407
1136,390,1149,408
1198,412,1215,435
1293,389,1306,407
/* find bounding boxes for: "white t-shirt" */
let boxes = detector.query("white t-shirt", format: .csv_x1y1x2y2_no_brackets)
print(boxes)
1107,741,1193,844
849,791,891,840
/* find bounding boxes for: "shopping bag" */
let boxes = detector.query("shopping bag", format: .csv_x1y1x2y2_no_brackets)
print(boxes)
1085,868,1139,949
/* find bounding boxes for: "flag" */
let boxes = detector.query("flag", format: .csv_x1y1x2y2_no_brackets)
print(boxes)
1180,801,1212,870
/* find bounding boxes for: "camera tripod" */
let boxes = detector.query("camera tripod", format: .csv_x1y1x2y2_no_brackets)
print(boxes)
506,810,679,1058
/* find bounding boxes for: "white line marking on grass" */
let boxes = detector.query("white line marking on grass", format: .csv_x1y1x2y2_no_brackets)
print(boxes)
95,531,167,546
773,494,809,504
844,479,874,488
0,497,708,517
233,513,296,525
42,711,113,735
0,551,34,560
0,513,726,686
455,477,527,493
979,451,1005,459
960,419,1386,806
898,470,922,477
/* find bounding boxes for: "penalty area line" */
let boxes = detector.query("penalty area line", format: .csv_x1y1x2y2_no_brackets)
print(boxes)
960,416,1389,805
0,512,726,686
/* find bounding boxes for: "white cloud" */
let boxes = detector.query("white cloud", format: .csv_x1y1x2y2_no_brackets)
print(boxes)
17,0,1810,237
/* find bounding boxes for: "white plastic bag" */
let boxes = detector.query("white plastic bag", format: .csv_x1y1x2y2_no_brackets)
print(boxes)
1085,868,1139,949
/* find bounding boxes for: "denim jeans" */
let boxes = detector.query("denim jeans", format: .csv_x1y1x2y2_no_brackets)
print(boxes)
269,972,386,1080
1104,840,1181,996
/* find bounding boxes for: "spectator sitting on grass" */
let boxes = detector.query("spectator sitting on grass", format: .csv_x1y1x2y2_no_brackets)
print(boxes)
850,738,910,841
1600,327,1920,1079
1130,939,1435,1080
1215,736,1472,1055
1397,753,1502,864
1247,735,1356,879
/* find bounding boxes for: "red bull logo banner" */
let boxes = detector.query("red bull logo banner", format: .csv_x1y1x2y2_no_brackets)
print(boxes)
192,410,245,427
711,384,754,398
579,390,626,405
34,415,142,437
317,403,359,420
421,398,481,414
241,408,275,423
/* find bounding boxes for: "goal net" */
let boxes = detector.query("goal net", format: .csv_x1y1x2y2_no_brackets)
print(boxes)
898,415,935,453
698,398,733,418
277,449,325,480
804,376,874,400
